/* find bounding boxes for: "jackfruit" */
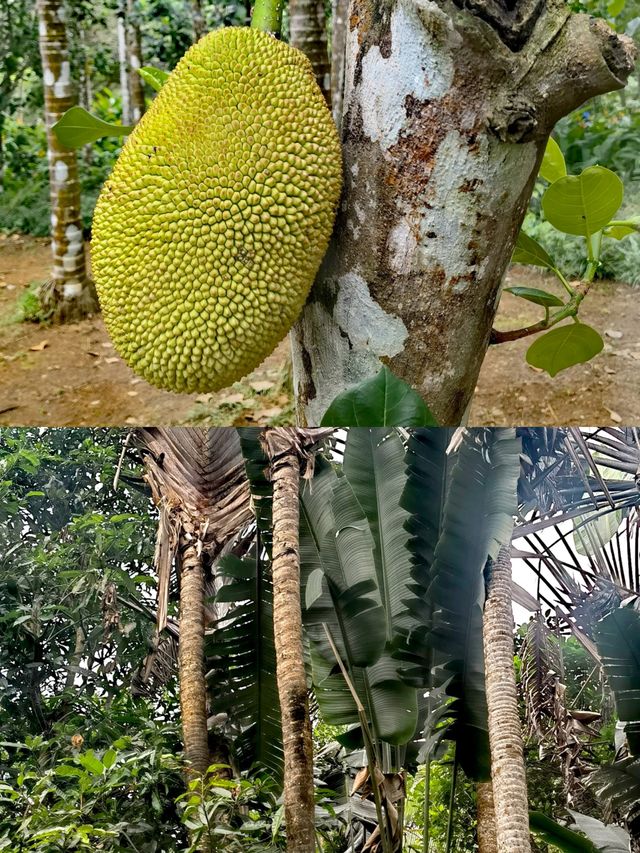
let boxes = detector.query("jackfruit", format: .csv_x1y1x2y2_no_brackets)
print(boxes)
92,26,342,393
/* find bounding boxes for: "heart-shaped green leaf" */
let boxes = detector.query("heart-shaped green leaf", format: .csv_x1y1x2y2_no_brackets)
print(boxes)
512,231,555,270
526,323,604,376
542,165,623,237
539,136,566,184
320,365,438,426
505,287,564,308
53,106,133,149
138,66,169,92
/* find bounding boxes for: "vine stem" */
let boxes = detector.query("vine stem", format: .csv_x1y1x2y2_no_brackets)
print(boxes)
251,0,284,34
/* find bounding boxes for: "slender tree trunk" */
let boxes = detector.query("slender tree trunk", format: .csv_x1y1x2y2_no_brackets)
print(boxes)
179,527,210,779
329,0,348,126
264,428,316,853
192,0,205,41
36,0,97,322
289,0,331,104
116,0,131,126
290,0,635,425
126,0,145,123
477,781,498,853
483,546,531,853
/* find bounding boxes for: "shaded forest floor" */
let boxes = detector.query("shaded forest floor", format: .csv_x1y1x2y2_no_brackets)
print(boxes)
0,234,638,426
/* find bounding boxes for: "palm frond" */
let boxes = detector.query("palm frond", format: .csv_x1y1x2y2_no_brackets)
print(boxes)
594,607,640,756
398,427,521,781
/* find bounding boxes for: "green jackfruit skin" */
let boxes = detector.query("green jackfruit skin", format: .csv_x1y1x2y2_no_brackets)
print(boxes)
92,27,342,394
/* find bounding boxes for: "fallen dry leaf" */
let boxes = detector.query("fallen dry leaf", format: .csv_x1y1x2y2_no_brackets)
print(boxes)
605,407,622,423
104,357,120,364
29,340,49,352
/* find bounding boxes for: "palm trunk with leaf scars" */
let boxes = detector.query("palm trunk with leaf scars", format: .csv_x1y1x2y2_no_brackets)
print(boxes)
138,428,252,791
483,545,531,853
477,781,498,853
262,428,331,853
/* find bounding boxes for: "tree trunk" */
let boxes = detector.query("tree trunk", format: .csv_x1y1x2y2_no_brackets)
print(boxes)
179,527,210,779
264,428,316,853
289,0,331,104
477,781,498,853
116,0,131,126
290,0,635,425
192,0,205,41
36,0,97,322
483,546,531,853
126,0,145,123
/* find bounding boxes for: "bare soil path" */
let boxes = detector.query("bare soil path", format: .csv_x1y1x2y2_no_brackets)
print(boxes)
0,235,637,426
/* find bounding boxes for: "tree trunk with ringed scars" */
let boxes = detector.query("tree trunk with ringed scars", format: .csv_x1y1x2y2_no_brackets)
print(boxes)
263,428,318,853
290,0,635,425
289,0,332,103
36,0,97,322
483,545,531,852
477,780,498,853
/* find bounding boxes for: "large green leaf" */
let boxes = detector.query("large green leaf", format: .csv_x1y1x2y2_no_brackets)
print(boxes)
342,429,415,636
320,366,437,427
588,757,640,819
397,429,521,781
505,286,564,308
529,812,599,852
572,463,631,556
53,106,133,149
568,811,629,853
511,231,556,271
301,440,420,746
526,323,604,377
301,459,387,669
542,166,623,237
539,136,567,184
206,554,282,782
138,66,169,92
594,608,640,756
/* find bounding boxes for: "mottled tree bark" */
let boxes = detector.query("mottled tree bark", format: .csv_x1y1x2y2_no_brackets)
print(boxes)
289,0,331,103
264,428,316,853
36,0,97,322
291,0,636,425
126,0,146,123
477,781,498,853
178,527,210,779
483,546,531,853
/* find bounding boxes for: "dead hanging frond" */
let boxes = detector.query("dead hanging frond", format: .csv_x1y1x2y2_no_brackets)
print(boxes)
133,428,253,697
260,427,334,481
137,427,252,610
520,617,602,810
521,613,563,745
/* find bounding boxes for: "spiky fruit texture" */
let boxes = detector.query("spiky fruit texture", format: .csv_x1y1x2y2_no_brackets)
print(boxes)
92,27,342,393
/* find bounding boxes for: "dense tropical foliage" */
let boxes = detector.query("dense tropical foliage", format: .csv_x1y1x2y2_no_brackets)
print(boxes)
0,427,638,850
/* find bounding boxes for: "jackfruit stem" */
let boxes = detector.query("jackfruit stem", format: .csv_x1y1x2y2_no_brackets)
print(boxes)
251,0,283,35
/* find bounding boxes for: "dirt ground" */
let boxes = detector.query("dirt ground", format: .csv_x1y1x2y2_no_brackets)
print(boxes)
0,234,638,426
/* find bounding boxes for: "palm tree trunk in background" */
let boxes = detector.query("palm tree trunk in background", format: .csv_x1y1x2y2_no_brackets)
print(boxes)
477,781,498,853
116,0,131,125
483,546,531,853
288,0,331,104
126,0,145,123
178,523,210,779
36,0,97,322
264,428,316,853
